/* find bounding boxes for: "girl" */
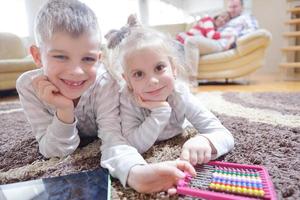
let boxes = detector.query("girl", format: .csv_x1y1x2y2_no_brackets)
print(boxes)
106,15,234,166
177,12,236,80
176,11,233,45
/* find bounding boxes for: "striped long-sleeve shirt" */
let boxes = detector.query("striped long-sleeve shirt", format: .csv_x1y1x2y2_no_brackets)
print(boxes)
176,16,221,44
120,82,234,158
16,65,146,186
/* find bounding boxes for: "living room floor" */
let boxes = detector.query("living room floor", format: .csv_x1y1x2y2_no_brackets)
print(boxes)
193,72,300,93
1,72,300,103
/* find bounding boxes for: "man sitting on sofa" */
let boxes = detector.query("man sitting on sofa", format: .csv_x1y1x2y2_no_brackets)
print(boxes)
184,0,258,81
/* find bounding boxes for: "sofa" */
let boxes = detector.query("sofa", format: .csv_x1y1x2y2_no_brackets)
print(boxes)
151,23,272,81
0,32,36,91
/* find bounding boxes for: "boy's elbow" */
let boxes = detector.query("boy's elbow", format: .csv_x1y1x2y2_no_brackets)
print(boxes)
39,144,77,159
15,74,24,93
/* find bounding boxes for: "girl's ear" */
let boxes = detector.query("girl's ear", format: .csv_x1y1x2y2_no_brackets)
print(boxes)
122,73,133,91
30,45,42,68
98,51,102,60
169,57,177,79
172,65,177,79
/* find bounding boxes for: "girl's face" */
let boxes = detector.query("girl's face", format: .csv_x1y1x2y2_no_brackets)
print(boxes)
215,13,230,28
123,48,176,102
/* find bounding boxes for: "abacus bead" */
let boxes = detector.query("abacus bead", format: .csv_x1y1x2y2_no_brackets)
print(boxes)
248,189,254,196
225,185,231,192
209,183,215,189
253,189,260,196
231,186,237,193
257,183,263,188
237,187,243,194
258,190,265,197
242,188,247,194
220,184,226,191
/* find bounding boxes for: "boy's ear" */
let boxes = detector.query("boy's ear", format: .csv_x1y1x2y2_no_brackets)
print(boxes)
30,45,42,68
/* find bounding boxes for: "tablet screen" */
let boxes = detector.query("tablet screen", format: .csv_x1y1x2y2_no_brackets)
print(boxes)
0,168,110,200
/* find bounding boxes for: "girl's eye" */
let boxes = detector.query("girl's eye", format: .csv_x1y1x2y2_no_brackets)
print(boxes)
132,71,144,79
155,64,166,72
82,57,96,63
53,55,67,60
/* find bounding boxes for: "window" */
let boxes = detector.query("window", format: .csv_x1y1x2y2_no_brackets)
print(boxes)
0,0,28,37
82,0,189,36
82,0,139,38
147,0,189,25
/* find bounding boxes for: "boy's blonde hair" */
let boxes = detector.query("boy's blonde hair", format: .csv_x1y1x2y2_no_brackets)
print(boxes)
105,15,188,81
34,0,101,47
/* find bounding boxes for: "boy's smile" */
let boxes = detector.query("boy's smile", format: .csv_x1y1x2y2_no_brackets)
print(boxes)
34,31,101,100
124,48,176,102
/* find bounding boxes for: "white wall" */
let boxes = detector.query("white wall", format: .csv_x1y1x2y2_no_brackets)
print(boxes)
23,0,47,48
252,0,287,74
25,0,47,40
183,0,224,18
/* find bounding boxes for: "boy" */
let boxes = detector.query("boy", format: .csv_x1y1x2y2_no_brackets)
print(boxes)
17,0,195,194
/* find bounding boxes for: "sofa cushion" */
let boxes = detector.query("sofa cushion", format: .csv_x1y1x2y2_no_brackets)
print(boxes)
0,32,27,59
0,56,36,73
199,48,265,71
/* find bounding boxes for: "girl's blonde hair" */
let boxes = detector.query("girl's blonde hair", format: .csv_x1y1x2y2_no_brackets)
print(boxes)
105,14,188,82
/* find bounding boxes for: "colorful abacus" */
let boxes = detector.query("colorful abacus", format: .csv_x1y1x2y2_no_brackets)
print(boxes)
177,161,277,200
210,166,264,197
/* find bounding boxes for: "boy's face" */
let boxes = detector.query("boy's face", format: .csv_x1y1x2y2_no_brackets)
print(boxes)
123,48,176,102
32,32,101,100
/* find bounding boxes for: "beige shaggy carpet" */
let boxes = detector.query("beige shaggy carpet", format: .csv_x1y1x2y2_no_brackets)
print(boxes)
0,91,299,200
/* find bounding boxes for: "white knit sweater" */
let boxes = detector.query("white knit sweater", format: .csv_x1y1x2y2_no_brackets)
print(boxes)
16,65,146,186
120,83,234,158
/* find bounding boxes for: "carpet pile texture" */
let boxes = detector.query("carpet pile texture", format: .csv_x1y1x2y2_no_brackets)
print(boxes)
0,92,299,199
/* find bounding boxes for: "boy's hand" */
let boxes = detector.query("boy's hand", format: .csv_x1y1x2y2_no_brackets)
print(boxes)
32,75,75,123
181,135,213,165
134,93,169,110
127,160,196,194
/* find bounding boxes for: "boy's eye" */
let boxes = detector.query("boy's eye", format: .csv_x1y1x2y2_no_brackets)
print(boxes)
82,57,96,63
155,64,166,72
132,71,144,79
53,55,67,60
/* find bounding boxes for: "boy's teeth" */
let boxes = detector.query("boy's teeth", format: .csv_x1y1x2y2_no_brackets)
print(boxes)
64,80,84,86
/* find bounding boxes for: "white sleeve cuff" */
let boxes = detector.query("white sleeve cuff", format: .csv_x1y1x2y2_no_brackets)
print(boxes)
50,113,78,139
101,145,147,187
200,130,234,159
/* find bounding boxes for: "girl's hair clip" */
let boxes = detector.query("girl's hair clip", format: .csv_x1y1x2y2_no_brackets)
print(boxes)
105,14,140,49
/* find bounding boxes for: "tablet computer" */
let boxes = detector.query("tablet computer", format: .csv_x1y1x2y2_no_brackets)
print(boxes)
0,168,110,200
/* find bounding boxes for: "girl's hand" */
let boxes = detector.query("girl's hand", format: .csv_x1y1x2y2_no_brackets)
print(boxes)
127,160,196,194
32,75,75,123
224,35,236,50
180,135,212,165
134,93,169,110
